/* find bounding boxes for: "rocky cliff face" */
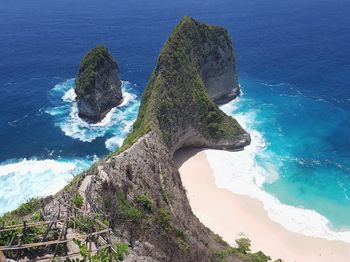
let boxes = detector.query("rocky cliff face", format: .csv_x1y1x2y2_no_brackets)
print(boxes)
75,45,123,122
194,18,240,104
85,131,242,261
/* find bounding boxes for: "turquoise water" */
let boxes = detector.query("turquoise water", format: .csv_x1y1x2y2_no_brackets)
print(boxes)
234,78,350,230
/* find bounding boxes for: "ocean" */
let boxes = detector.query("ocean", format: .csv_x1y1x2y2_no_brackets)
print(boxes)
1,0,350,242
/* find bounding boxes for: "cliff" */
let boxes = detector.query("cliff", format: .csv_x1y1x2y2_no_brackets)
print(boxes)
121,16,250,155
1,17,254,261
190,17,241,104
75,45,123,122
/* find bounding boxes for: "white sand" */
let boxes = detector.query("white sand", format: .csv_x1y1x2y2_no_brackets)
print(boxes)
174,148,350,262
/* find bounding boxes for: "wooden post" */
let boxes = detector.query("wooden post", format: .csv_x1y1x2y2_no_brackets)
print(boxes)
107,230,113,262
53,215,68,258
88,217,93,254
42,211,57,241
41,209,46,221
22,221,27,239
8,234,15,247
16,234,23,261
42,220,54,242
63,218,68,256
58,203,61,220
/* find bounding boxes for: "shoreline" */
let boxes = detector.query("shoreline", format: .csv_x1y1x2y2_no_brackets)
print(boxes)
174,148,350,262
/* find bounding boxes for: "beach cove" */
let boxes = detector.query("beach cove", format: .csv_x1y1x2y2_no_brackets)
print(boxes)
174,149,350,262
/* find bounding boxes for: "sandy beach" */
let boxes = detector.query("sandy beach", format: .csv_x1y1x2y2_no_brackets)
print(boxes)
174,148,350,262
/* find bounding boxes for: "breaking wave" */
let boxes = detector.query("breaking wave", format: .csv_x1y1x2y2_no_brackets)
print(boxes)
206,94,350,243
0,157,94,215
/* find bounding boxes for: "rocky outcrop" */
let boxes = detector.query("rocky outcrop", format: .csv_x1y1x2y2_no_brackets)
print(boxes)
75,45,122,122
123,16,250,155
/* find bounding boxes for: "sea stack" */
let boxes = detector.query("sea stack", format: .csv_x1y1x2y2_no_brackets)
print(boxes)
75,45,122,122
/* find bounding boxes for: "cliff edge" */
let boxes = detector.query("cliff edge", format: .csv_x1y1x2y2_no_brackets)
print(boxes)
75,45,123,122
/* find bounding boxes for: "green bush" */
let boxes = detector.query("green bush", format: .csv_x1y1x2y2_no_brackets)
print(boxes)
235,238,251,255
157,208,171,231
114,243,129,261
249,251,271,262
136,193,154,212
212,248,233,259
116,192,143,222
233,238,272,262
72,192,84,209
15,198,41,217
0,197,41,230
211,237,277,262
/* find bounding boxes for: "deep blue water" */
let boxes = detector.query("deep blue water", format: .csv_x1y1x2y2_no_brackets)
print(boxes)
1,0,350,233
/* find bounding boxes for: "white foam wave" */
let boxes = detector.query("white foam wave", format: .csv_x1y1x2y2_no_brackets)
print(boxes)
205,99,350,243
105,136,125,151
62,88,76,102
119,90,135,107
0,157,92,215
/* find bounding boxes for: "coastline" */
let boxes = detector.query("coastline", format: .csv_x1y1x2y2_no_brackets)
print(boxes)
174,148,350,262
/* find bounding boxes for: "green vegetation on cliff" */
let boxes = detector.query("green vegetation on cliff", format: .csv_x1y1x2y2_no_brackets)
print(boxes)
0,198,42,226
120,16,247,153
211,237,283,262
75,45,117,97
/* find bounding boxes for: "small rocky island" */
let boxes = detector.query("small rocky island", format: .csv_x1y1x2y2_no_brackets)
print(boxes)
75,45,123,122
0,17,265,262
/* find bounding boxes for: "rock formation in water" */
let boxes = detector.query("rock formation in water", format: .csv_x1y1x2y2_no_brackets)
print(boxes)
1,17,252,261
75,45,123,122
